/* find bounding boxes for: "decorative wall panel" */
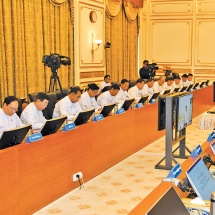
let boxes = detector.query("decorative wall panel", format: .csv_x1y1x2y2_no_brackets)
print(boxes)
150,20,192,65
80,71,104,78
150,1,193,16
79,4,104,66
197,0,215,14
195,20,215,66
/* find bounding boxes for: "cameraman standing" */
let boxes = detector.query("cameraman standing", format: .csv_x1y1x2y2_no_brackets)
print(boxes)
139,60,150,80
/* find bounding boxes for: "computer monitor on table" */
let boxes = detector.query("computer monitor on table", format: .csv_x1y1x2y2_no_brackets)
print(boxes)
100,104,115,117
149,92,160,103
137,95,149,105
173,88,180,93
199,82,205,88
121,98,135,110
186,157,215,200
179,86,187,92
163,89,171,95
0,125,31,150
147,186,189,215
192,83,199,90
186,84,193,92
74,109,95,126
40,116,67,136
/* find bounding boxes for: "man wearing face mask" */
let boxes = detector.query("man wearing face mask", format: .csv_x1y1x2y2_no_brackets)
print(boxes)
0,96,24,135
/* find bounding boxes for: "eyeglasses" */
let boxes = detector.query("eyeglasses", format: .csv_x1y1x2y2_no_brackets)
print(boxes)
41,101,49,106
8,105,18,111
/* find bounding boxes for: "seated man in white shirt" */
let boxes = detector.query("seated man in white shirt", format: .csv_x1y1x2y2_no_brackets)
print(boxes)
180,74,189,87
143,78,154,98
97,84,120,107
173,76,182,90
99,75,111,92
153,76,165,94
128,78,148,102
116,79,131,108
21,92,49,131
187,73,194,85
53,87,82,121
163,76,174,92
79,83,101,111
0,96,24,135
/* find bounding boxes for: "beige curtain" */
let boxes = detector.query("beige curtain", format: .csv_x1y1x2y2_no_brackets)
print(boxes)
105,8,138,82
0,0,74,104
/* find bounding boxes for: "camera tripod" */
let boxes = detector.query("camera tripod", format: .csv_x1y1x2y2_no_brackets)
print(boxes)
48,70,63,94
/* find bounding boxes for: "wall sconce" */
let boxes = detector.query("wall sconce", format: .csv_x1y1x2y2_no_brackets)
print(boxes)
91,33,102,61
104,42,111,49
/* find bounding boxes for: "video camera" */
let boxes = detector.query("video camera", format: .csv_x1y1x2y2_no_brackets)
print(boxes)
42,53,71,72
147,63,159,78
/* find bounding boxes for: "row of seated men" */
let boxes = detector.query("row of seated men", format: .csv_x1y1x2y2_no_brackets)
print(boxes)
0,73,197,136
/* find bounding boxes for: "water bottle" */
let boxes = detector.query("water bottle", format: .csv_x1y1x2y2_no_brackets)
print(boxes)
210,192,215,215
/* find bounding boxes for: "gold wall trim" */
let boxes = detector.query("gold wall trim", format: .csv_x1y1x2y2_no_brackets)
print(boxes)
197,0,215,15
150,1,193,16
89,0,104,4
80,71,104,78
195,69,215,74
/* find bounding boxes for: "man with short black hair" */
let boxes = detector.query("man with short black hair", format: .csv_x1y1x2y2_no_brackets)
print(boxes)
128,78,147,102
173,76,182,89
163,76,174,92
143,78,154,97
0,96,23,135
21,92,49,130
53,87,82,121
99,75,111,91
187,73,193,85
139,60,150,80
97,84,120,107
180,74,189,87
116,79,131,106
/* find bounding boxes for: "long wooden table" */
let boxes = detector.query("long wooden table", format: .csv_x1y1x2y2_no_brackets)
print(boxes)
0,86,214,215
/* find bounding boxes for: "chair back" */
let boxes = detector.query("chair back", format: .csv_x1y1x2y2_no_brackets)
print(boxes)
129,80,136,89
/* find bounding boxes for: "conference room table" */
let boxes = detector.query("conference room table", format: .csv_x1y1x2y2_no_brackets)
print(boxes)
0,85,214,215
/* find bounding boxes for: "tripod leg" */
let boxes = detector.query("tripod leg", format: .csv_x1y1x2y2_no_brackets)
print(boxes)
56,76,63,94
48,76,53,93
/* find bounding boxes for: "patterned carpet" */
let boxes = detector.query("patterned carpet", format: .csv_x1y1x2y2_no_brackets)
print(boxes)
33,115,213,215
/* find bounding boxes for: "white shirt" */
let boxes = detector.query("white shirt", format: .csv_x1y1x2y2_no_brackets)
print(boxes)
0,108,23,135
53,96,82,121
163,82,174,92
20,102,46,130
99,81,111,91
180,80,189,87
143,84,154,96
187,80,193,85
128,85,148,102
79,91,100,111
116,88,131,105
173,81,182,89
153,81,164,94
97,91,118,107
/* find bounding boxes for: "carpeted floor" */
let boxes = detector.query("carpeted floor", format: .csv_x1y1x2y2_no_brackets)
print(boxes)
33,114,213,215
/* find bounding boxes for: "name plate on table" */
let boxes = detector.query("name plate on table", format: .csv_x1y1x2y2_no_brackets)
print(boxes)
207,131,215,142
116,108,125,115
190,144,202,157
149,99,156,104
93,114,104,122
62,122,76,131
135,103,143,108
26,132,43,143
167,163,182,178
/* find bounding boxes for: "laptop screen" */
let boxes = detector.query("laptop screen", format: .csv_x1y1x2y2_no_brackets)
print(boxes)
186,157,215,200
147,186,189,215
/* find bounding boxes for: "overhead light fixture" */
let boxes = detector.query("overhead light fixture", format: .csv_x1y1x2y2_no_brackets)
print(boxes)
91,33,102,61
